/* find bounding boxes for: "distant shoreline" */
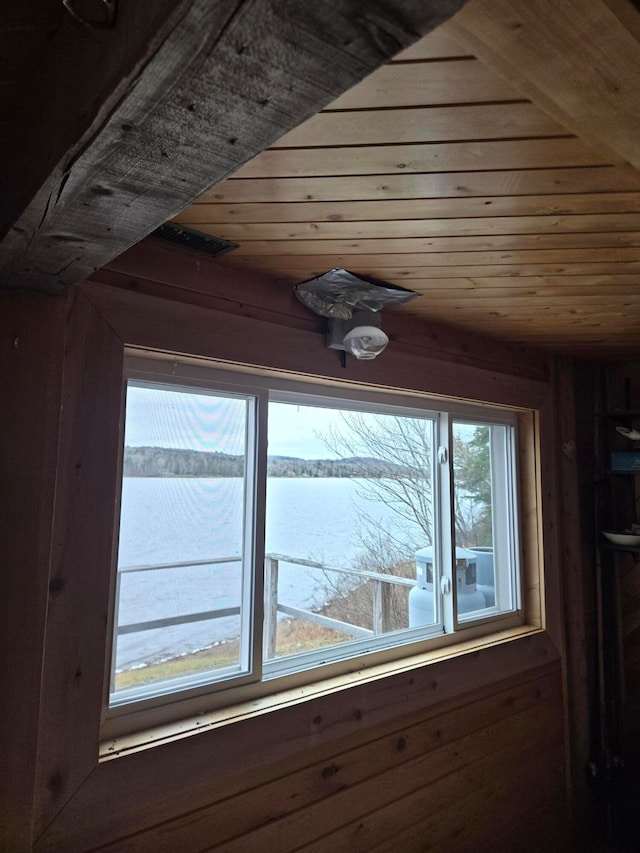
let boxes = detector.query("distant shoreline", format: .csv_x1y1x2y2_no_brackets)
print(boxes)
123,445,418,479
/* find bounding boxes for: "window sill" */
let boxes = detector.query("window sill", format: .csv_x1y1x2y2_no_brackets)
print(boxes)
100,624,551,761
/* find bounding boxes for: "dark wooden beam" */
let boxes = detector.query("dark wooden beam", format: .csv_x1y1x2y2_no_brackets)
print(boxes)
0,0,187,277
0,0,467,294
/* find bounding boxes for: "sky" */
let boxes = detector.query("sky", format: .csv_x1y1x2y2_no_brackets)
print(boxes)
124,384,355,459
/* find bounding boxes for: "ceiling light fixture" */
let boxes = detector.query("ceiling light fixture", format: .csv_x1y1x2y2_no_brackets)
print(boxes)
326,310,389,361
294,268,418,364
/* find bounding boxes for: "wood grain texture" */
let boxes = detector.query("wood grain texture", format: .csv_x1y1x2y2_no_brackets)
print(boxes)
222,247,640,266
0,0,183,240
552,357,599,827
392,24,471,60
81,280,549,409
261,262,640,280
176,213,640,241
178,193,640,223
322,59,530,109
273,103,563,148
7,264,558,850
0,293,68,851
203,167,640,204
231,137,605,179
214,695,563,853
91,673,561,852
0,0,467,293
229,231,640,256
449,0,640,169
518,411,543,628
33,291,124,836
97,239,550,380
171,9,640,354
295,726,563,853
37,659,562,850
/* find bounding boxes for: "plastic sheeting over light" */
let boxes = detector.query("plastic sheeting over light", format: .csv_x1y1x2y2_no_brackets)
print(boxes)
294,268,419,320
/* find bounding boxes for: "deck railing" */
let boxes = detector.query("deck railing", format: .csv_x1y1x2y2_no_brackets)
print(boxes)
114,554,415,671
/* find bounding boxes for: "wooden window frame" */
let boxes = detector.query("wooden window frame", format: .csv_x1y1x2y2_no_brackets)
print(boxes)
105,358,525,737
32,283,563,847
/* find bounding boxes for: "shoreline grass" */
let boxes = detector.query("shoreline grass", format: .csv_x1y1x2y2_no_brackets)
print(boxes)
114,561,414,692
114,617,352,691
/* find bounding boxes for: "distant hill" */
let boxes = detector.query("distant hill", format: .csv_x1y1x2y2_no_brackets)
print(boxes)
122,446,411,478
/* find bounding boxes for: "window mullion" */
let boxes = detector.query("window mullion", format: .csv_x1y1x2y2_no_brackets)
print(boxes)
248,391,268,679
491,426,517,614
438,413,455,634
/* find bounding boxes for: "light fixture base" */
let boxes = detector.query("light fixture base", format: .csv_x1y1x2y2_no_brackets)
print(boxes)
326,311,388,361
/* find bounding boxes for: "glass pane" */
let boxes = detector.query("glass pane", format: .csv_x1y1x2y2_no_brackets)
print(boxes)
452,421,515,620
110,382,253,705
264,401,437,664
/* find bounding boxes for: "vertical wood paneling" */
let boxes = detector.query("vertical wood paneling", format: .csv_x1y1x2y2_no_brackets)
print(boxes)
33,291,124,835
0,293,68,851
518,411,543,628
553,356,599,830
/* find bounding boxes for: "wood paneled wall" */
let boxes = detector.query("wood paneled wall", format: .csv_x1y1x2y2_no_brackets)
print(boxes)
90,667,565,852
2,244,570,851
0,295,68,848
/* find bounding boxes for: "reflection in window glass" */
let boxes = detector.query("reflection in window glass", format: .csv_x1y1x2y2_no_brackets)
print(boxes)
107,364,525,721
264,401,437,663
110,382,254,705
452,421,515,621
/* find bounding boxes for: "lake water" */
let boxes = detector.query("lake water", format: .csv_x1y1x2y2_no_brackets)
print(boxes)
115,477,426,670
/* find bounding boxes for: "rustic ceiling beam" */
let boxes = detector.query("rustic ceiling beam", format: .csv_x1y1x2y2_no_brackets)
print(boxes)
0,0,467,294
449,0,640,170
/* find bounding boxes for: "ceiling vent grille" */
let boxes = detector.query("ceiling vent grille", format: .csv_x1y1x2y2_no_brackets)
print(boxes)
150,223,238,257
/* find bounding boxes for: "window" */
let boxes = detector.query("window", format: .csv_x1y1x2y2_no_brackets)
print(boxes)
106,356,522,729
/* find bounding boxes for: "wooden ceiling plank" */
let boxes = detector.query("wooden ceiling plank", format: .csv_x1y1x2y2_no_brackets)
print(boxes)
177,193,640,223
404,292,640,307
272,103,564,148
264,262,640,279
204,167,640,204
491,330,640,338
229,232,640,256
223,247,640,267
392,27,471,60
1,0,467,292
410,319,640,334
326,60,521,109
405,286,640,301
437,316,640,329
231,138,605,179
422,316,640,329
413,274,640,290
448,0,640,169
98,239,551,376
178,214,640,241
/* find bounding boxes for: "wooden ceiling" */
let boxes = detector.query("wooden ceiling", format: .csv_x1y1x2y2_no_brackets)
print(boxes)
172,17,640,356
